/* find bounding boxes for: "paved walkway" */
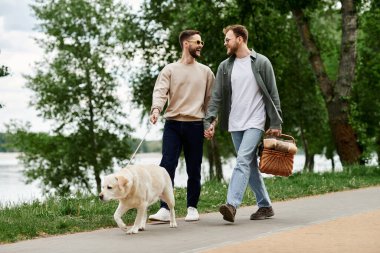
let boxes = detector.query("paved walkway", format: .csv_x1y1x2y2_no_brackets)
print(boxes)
1,187,380,253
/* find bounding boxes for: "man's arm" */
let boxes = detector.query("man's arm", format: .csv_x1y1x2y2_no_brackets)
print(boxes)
263,58,282,118
263,57,282,136
203,69,216,114
150,67,170,124
204,64,223,139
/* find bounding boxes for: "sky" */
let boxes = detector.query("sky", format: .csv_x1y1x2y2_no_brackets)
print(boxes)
0,0,163,141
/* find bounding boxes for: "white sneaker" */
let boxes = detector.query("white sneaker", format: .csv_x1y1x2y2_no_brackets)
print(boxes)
185,207,199,221
148,208,170,222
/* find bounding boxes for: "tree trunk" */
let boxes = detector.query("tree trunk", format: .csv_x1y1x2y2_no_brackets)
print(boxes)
308,154,315,173
376,134,380,165
206,141,215,180
291,1,361,165
207,138,224,182
304,153,315,172
211,138,223,182
85,67,101,193
304,152,309,172
300,125,310,172
327,100,361,165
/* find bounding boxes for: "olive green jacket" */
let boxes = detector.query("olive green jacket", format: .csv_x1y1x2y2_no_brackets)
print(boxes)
204,50,283,131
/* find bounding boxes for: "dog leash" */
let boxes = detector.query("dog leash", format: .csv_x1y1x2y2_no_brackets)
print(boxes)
125,123,152,168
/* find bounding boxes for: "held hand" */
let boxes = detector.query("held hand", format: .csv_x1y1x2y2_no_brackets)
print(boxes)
150,109,160,124
204,124,215,140
266,128,282,137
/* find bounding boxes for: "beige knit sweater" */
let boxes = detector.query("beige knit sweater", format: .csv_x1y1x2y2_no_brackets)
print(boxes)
151,61,215,121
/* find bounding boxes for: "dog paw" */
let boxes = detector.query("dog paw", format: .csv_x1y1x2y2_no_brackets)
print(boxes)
170,221,178,228
138,227,145,231
127,227,139,234
119,225,128,232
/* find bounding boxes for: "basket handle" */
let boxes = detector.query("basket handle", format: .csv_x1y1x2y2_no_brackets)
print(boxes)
264,134,295,144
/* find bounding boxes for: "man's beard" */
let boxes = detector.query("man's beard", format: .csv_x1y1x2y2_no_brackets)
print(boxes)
189,46,200,59
227,42,239,56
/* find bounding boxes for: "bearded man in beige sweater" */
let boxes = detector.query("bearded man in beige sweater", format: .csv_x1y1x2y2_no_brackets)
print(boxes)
148,30,215,222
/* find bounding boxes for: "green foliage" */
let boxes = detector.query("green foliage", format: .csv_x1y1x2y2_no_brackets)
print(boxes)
0,195,119,243
0,137,4,153
8,0,139,194
0,50,9,78
7,124,131,195
129,139,162,153
0,133,18,152
1,50,10,109
140,140,162,153
309,4,341,80
351,1,380,162
273,0,320,12
273,0,369,165
272,8,334,164
0,65,8,78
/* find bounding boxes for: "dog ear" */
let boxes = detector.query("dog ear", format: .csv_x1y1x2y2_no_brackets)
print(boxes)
115,175,129,189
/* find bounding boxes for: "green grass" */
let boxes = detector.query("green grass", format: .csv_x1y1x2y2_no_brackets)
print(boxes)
1,166,380,244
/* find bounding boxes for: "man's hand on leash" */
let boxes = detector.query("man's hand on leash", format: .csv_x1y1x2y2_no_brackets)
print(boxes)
150,108,160,124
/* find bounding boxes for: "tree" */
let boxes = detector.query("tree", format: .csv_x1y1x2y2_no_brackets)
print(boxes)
275,5,338,172
281,0,362,165
352,0,380,164
8,0,138,194
0,65,8,78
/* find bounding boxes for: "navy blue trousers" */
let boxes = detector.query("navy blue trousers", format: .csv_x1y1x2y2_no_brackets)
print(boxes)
160,120,204,209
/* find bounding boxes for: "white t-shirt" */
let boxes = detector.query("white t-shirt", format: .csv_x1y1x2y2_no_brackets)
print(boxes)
229,55,266,132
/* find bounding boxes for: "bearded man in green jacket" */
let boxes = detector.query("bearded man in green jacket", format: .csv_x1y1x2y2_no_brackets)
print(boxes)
204,24,282,223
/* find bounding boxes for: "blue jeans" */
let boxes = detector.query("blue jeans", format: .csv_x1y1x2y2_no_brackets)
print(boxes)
160,120,204,209
227,128,272,208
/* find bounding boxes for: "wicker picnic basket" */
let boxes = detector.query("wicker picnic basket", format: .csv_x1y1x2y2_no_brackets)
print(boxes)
259,134,297,177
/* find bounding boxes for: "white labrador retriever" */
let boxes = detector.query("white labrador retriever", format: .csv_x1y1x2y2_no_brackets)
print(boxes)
99,164,177,234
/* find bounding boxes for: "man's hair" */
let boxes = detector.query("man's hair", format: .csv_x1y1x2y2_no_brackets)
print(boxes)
179,30,201,49
223,25,248,43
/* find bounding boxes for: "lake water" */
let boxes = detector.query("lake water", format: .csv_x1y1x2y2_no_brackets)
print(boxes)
0,152,343,205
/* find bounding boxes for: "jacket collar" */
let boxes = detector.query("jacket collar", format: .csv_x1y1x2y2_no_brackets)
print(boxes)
250,49,257,59
227,49,257,62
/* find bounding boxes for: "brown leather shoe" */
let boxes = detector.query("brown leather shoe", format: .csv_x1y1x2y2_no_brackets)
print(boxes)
219,204,236,222
250,207,274,220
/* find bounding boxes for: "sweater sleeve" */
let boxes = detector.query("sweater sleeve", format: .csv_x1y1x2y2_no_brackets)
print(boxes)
151,66,170,113
204,63,223,130
203,68,216,114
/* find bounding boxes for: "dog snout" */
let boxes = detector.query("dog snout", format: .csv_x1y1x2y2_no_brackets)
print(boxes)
99,193,104,200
